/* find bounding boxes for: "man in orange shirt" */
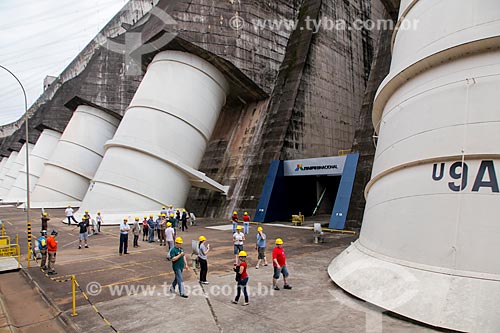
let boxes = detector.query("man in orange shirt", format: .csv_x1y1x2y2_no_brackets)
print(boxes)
47,230,58,275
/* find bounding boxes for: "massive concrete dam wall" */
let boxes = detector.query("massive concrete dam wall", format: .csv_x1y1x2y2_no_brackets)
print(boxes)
0,0,393,223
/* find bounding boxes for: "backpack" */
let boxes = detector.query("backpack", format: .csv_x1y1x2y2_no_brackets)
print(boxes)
38,237,47,250
234,265,241,281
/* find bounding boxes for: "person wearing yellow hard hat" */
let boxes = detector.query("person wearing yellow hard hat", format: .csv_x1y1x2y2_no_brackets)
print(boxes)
41,211,50,232
255,226,268,268
232,250,249,306
167,213,178,233
65,205,77,225
243,211,250,235
119,218,131,255
198,236,210,284
159,213,167,246
180,209,189,232
165,221,175,250
147,214,155,243
231,211,238,233
169,236,189,298
233,225,246,265
272,238,292,290
132,217,141,248
76,215,90,249
142,216,149,242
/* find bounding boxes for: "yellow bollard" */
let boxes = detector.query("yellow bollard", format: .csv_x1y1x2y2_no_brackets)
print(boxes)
71,275,78,316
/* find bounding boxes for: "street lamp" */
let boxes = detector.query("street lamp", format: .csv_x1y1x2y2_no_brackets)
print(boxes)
0,64,31,266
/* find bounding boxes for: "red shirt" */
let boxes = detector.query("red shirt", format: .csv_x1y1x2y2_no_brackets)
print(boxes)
272,246,286,267
240,261,248,280
243,215,250,222
47,236,58,252
232,214,238,222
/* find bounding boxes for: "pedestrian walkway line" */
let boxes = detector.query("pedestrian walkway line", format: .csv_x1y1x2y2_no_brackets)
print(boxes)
74,278,119,333
194,267,223,333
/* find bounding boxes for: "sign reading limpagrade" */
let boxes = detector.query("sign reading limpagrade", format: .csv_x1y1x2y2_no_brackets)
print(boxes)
284,156,346,176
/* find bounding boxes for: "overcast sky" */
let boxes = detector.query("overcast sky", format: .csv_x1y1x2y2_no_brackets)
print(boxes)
0,0,127,126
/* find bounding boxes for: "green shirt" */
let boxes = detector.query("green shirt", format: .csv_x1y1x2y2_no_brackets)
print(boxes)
169,246,185,270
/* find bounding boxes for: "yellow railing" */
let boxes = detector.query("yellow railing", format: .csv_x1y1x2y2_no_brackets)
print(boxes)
0,243,21,269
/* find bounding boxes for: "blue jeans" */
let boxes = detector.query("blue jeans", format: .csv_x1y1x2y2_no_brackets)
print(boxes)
148,228,155,242
171,268,185,295
235,276,249,302
232,221,237,233
243,222,249,234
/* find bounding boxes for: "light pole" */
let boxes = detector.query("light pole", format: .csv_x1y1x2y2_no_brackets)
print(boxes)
0,65,30,266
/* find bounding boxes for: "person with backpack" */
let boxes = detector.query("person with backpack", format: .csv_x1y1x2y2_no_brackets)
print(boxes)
38,230,48,270
198,235,210,284
232,251,249,306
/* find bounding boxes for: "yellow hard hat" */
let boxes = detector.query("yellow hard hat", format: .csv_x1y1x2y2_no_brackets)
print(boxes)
169,204,173,207
236,226,242,230
257,226,263,231
198,235,206,242
182,209,186,212
238,251,247,257
43,212,48,217
161,213,166,217
67,204,71,208
175,237,183,244
123,218,128,222
149,214,153,218
275,238,283,245
85,210,88,213
82,216,87,220
135,216,139,221
144,216,147,219
162,206,166,209
170,213,174,217
233,211,237,214
244,212,248,215
97,211,101,214
167,222,172,227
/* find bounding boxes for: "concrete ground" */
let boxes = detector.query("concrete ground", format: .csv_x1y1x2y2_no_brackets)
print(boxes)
0,205,442,333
